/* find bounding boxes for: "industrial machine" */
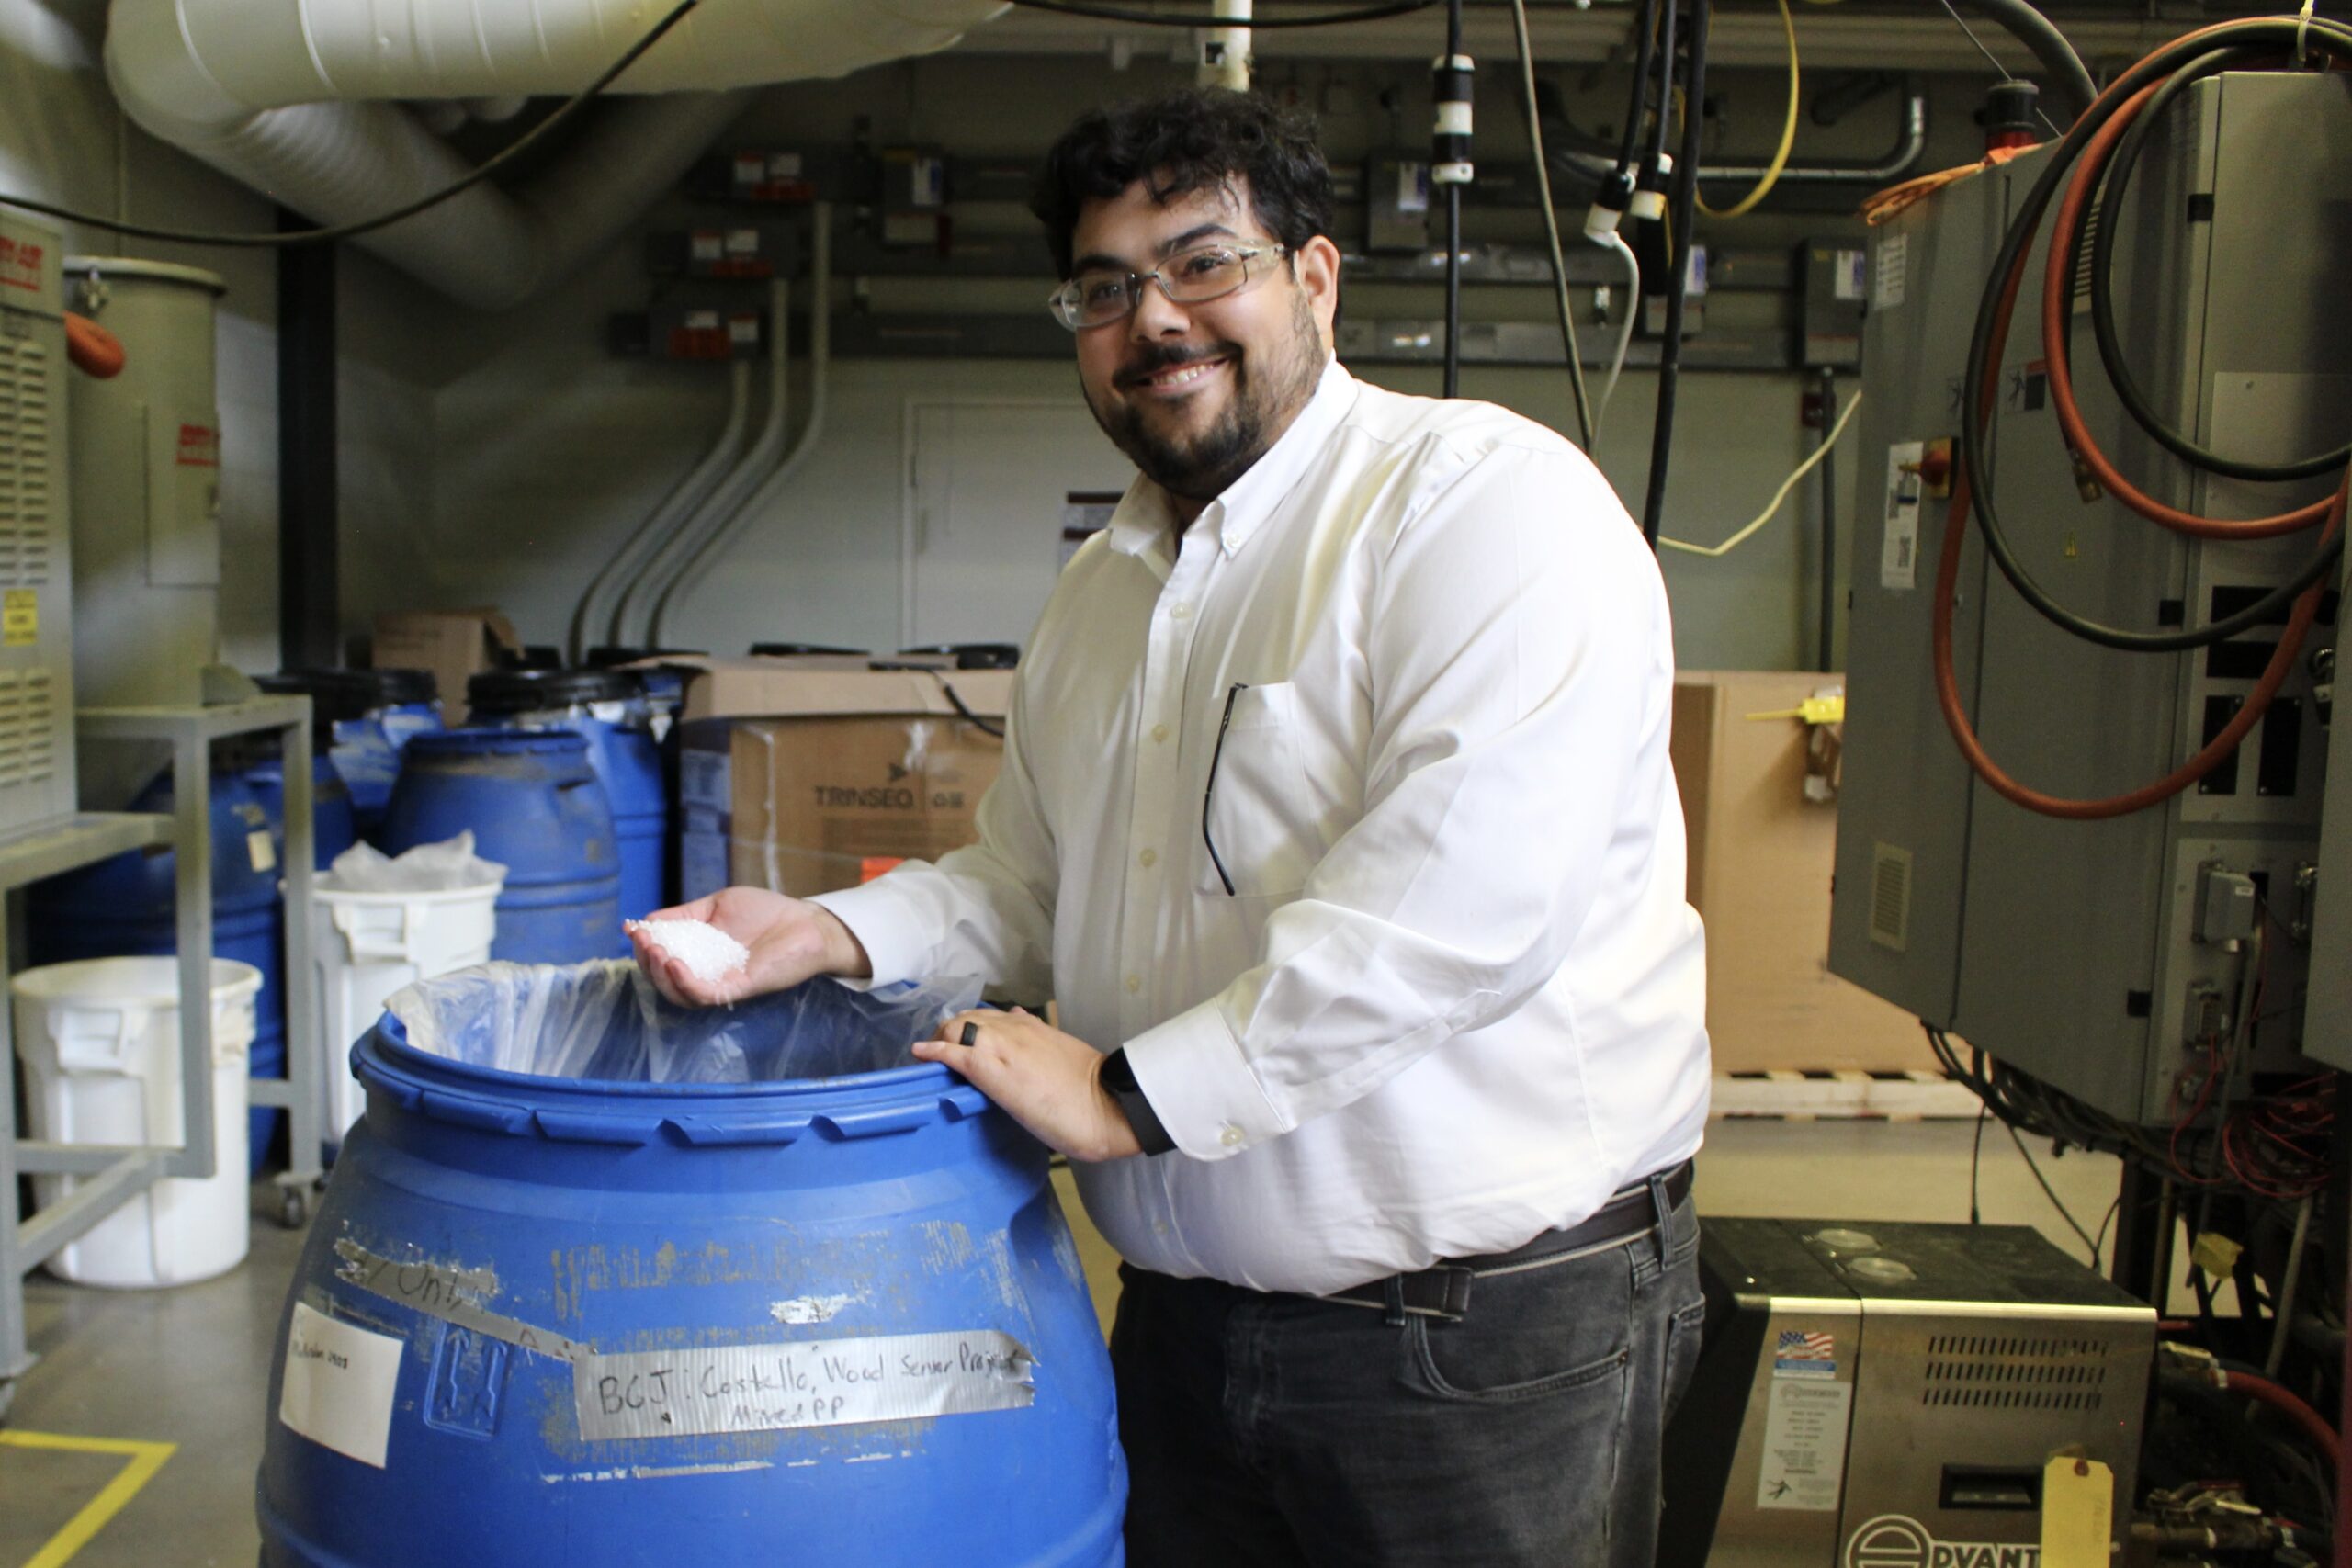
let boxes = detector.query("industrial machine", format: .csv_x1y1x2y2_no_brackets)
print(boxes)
0,214,77,838
1660,1220,2156,1567
1828,68,2350,1125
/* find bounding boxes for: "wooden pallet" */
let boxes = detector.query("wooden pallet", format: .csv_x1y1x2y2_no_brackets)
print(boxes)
1711,1068,1982,1122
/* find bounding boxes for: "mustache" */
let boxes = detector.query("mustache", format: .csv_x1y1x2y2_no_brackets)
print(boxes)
1114,343,1238,389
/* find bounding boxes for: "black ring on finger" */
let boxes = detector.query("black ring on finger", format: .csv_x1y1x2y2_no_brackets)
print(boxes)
960,1021,979,1047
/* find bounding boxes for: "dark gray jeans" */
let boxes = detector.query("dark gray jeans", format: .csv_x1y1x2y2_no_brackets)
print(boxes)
1113,1185,1704,1568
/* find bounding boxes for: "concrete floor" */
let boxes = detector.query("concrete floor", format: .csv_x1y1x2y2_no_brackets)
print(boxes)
0,1116,2139,1566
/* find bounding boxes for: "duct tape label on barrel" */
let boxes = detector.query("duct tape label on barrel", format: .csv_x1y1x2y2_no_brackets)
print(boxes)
575,1333,1037,1441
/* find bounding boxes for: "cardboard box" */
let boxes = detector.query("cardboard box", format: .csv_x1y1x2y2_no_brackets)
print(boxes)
1672,671,1935,1075
669,659,1011,900
371,608,520,713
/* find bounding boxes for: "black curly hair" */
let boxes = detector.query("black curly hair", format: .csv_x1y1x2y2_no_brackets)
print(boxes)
1030,87,1337,280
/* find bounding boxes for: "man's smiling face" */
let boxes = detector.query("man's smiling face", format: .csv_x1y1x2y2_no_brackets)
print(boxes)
1068,175,1339,508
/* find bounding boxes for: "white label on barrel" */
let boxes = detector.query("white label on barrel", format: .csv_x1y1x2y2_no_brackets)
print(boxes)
573,1331,1036,1441
279,1302,404,1468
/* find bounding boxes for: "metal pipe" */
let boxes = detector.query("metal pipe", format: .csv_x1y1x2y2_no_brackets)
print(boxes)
1699,89,1928,186
652,203,833,644
616,271,795,645
1815,367,1837,672
573,356,752,660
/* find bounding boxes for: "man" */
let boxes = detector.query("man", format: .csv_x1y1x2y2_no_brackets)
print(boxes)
633,87,1710,1568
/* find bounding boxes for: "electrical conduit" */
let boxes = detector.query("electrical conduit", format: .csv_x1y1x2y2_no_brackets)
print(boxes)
652,204,832,645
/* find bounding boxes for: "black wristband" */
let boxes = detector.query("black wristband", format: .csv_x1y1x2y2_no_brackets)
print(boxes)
1100,1048,1176,1157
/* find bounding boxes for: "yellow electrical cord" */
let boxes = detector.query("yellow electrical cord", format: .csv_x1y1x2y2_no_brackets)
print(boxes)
1697,0,1800,218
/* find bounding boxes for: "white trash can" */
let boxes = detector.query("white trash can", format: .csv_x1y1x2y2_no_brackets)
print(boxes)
13,956,265,1288
312,880,501,1142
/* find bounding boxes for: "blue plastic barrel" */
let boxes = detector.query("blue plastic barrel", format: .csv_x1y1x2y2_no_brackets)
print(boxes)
240,752,359,871
468,668,669,922
255,1006,1125,1565
30,770,288,1175
380,728,624,962
258,669,443,841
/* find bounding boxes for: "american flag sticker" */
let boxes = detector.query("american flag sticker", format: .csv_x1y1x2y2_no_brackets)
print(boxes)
1773,1329,1838,1379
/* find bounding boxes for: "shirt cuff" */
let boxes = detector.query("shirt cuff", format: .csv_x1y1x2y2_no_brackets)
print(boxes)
1123,999,1291,1161
807,879,933,989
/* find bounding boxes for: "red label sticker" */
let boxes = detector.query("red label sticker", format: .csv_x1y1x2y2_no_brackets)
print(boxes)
859,857,904,884
0,234,43,294
175,423,220,468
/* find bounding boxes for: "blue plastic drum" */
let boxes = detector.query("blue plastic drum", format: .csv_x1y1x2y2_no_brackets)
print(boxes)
31,769,288,1174
240,751,359,871
468,668,669,923
254,994,1125,1566
380,728,623,963
259,669,443,841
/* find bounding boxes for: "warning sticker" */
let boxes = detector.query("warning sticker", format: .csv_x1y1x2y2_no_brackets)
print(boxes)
1882,441,1924,592
1758,1379,1851,1512
1873,233,1908,310
2,589,35,647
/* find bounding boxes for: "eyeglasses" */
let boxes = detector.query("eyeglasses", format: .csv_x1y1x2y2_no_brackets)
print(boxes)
1048,243,1289,332
1202,682,1249,896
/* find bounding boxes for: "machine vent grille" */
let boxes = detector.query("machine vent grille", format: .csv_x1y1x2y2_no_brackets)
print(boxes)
2071,201,2099,314
0,669,58,789
1920,1335,2108,1413
0,336,56,586
1869,842,1913,951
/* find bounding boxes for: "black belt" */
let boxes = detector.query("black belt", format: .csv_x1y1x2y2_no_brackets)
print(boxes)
1325,1159,1694,1324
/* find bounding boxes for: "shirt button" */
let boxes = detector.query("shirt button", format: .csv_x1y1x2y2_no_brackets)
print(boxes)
1151,724,1169,743
1138,849,1157,869
1125,974,1142,994
1171,602,1193,620
1219,1124,1244,1148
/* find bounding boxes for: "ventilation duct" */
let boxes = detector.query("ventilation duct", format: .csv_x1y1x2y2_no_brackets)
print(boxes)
102,0,1009,310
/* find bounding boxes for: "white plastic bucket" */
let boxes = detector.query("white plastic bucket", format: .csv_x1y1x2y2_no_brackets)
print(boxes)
13,956,264,1288
311,880,501,1141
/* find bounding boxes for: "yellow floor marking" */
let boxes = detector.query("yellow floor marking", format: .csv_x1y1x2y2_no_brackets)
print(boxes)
0,1431,176,1568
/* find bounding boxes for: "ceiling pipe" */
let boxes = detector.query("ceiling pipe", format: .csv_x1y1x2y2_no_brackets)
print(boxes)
652,206,833,646
570,356,752,663
1699,86,1928,186
102,0,1007,309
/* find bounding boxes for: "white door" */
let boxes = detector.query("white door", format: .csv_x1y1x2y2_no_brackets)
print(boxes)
901,399,1133,652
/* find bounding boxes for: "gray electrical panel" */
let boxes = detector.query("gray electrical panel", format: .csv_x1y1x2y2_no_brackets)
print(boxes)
1828,72,2352,1120
0,215,76,837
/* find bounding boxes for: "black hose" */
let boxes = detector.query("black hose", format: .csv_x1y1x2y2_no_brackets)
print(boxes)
1640,0,1708,551
1611,0,1662,184
1955,0,2098,124
2084,46,2349,483
1442,0,1465,400
1958,15,2352,654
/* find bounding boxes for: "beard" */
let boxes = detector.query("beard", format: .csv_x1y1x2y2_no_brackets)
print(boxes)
1084,287,1325,505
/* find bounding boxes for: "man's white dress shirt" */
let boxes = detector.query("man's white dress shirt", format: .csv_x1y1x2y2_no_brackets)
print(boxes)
815,357,1709,1297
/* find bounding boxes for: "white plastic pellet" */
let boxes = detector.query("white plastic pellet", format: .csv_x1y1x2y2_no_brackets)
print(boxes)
629,917,751,985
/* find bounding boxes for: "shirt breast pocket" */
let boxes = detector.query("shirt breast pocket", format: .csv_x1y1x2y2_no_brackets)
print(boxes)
1198,682,1317,898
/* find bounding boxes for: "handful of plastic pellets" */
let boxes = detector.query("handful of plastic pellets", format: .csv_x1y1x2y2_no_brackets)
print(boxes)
627,917,750,985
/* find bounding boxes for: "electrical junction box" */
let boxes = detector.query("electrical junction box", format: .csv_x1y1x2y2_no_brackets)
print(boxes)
1658,1219,2153,1568
0,214,75,836
646,224,797,280
606,306,767,362
1365,153,1430,254
1827,71,2352,1117
1798,240,1867,368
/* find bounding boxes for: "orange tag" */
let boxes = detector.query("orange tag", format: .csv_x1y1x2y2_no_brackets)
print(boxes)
860,856,904,883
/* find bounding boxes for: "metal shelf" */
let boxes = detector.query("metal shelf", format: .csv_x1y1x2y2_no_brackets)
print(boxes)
2,696,316,1417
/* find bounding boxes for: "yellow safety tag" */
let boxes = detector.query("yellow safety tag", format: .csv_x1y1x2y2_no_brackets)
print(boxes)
2,589,35,647
2040,1456,2112,1567
2191,1231,2244,1280
1745,694,1846,726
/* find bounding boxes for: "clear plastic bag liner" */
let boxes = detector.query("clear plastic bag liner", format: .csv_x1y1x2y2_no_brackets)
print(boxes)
385,961,982,1084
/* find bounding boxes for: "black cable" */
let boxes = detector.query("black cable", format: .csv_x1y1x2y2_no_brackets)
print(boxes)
1952,0,2098,124
1441,0,1466,400
0,0,701,249
1639,0,1706,551
1004,0,1439,25
1971,1103,1988,1224
2085,47,2348,483
2003,1119,2100,1258
1610,0,1662,184
1959,16,2352,653
1637,0,1679,207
